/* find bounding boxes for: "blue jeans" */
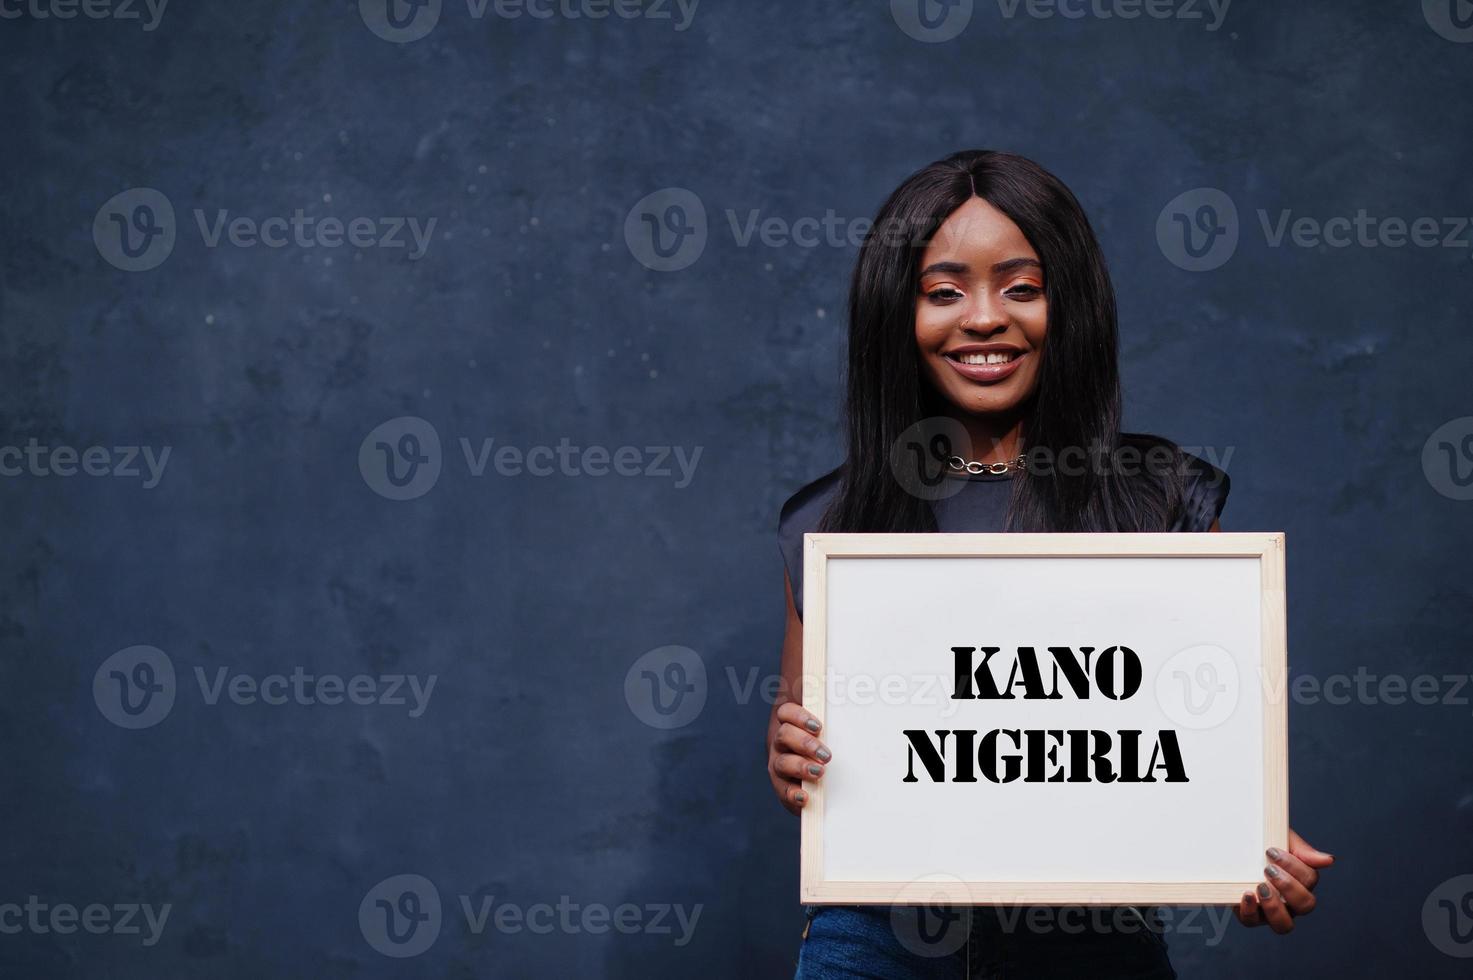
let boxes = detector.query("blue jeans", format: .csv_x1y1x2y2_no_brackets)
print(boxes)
794,904,1176,979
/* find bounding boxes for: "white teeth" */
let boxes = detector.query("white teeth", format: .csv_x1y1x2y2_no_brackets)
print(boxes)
955,351,1017,365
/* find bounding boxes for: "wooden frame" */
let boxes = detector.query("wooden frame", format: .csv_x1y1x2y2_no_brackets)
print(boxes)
800,532,1288,905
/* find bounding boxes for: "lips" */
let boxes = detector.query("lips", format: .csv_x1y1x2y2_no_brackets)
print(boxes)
942,345,1027,383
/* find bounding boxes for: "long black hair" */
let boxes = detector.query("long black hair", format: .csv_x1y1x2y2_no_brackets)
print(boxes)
820,150,1183,534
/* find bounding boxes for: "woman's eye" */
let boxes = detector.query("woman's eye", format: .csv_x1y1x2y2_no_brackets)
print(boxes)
925,287,964,303
1005,283,1043,300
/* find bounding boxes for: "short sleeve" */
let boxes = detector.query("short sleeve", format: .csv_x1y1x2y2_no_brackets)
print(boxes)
1174,453,1230,532
777,468,842,622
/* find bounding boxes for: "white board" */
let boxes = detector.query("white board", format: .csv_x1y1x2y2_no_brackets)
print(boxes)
800,533,1287,906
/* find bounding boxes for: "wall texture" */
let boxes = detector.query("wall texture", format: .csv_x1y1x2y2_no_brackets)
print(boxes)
2,0,1471,975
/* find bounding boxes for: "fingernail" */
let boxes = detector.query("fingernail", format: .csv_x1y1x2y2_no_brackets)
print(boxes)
795,791,806,803
816,747,832,762
805,719,821,733
1256,884,1271,900
1265,865,1282,879
808,764,823,776
1266,846,1283,861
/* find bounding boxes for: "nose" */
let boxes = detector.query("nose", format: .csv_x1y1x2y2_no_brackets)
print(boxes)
961,294,1009,336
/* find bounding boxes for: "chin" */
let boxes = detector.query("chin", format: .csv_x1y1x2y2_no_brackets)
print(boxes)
944,383,1033,418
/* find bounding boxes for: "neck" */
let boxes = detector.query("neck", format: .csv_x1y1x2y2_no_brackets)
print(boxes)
952,410,1027,463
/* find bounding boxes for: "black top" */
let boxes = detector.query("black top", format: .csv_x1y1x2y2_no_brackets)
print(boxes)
778,442,1230,621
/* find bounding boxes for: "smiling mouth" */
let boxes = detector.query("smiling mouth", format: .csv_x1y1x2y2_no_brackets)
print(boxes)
941,348,1027,383
949,351,1019,366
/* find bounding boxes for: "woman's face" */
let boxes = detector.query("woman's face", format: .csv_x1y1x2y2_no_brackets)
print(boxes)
914,195,1047,420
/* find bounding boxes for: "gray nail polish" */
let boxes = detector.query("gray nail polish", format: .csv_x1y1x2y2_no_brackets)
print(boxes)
805,719,821,733
1265,865,1282,878
795,791,806,803
808,764,823,776
1256,884,1271,900
816,747,831,762
1266,846,1283,861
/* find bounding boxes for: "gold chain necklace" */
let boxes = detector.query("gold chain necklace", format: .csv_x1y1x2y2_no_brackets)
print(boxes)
944,453,1028,476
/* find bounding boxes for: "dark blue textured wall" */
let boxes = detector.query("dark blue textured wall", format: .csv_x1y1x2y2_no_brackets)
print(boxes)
2,0,1471,976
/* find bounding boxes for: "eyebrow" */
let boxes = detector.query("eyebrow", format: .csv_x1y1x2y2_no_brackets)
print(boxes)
918,257,1043,278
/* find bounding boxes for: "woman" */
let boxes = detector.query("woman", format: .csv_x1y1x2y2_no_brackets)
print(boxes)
766,151,1333,977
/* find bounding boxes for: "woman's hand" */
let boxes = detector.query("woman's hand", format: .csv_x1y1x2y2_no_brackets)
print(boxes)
767,701,831,816
1235,829,1334,933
